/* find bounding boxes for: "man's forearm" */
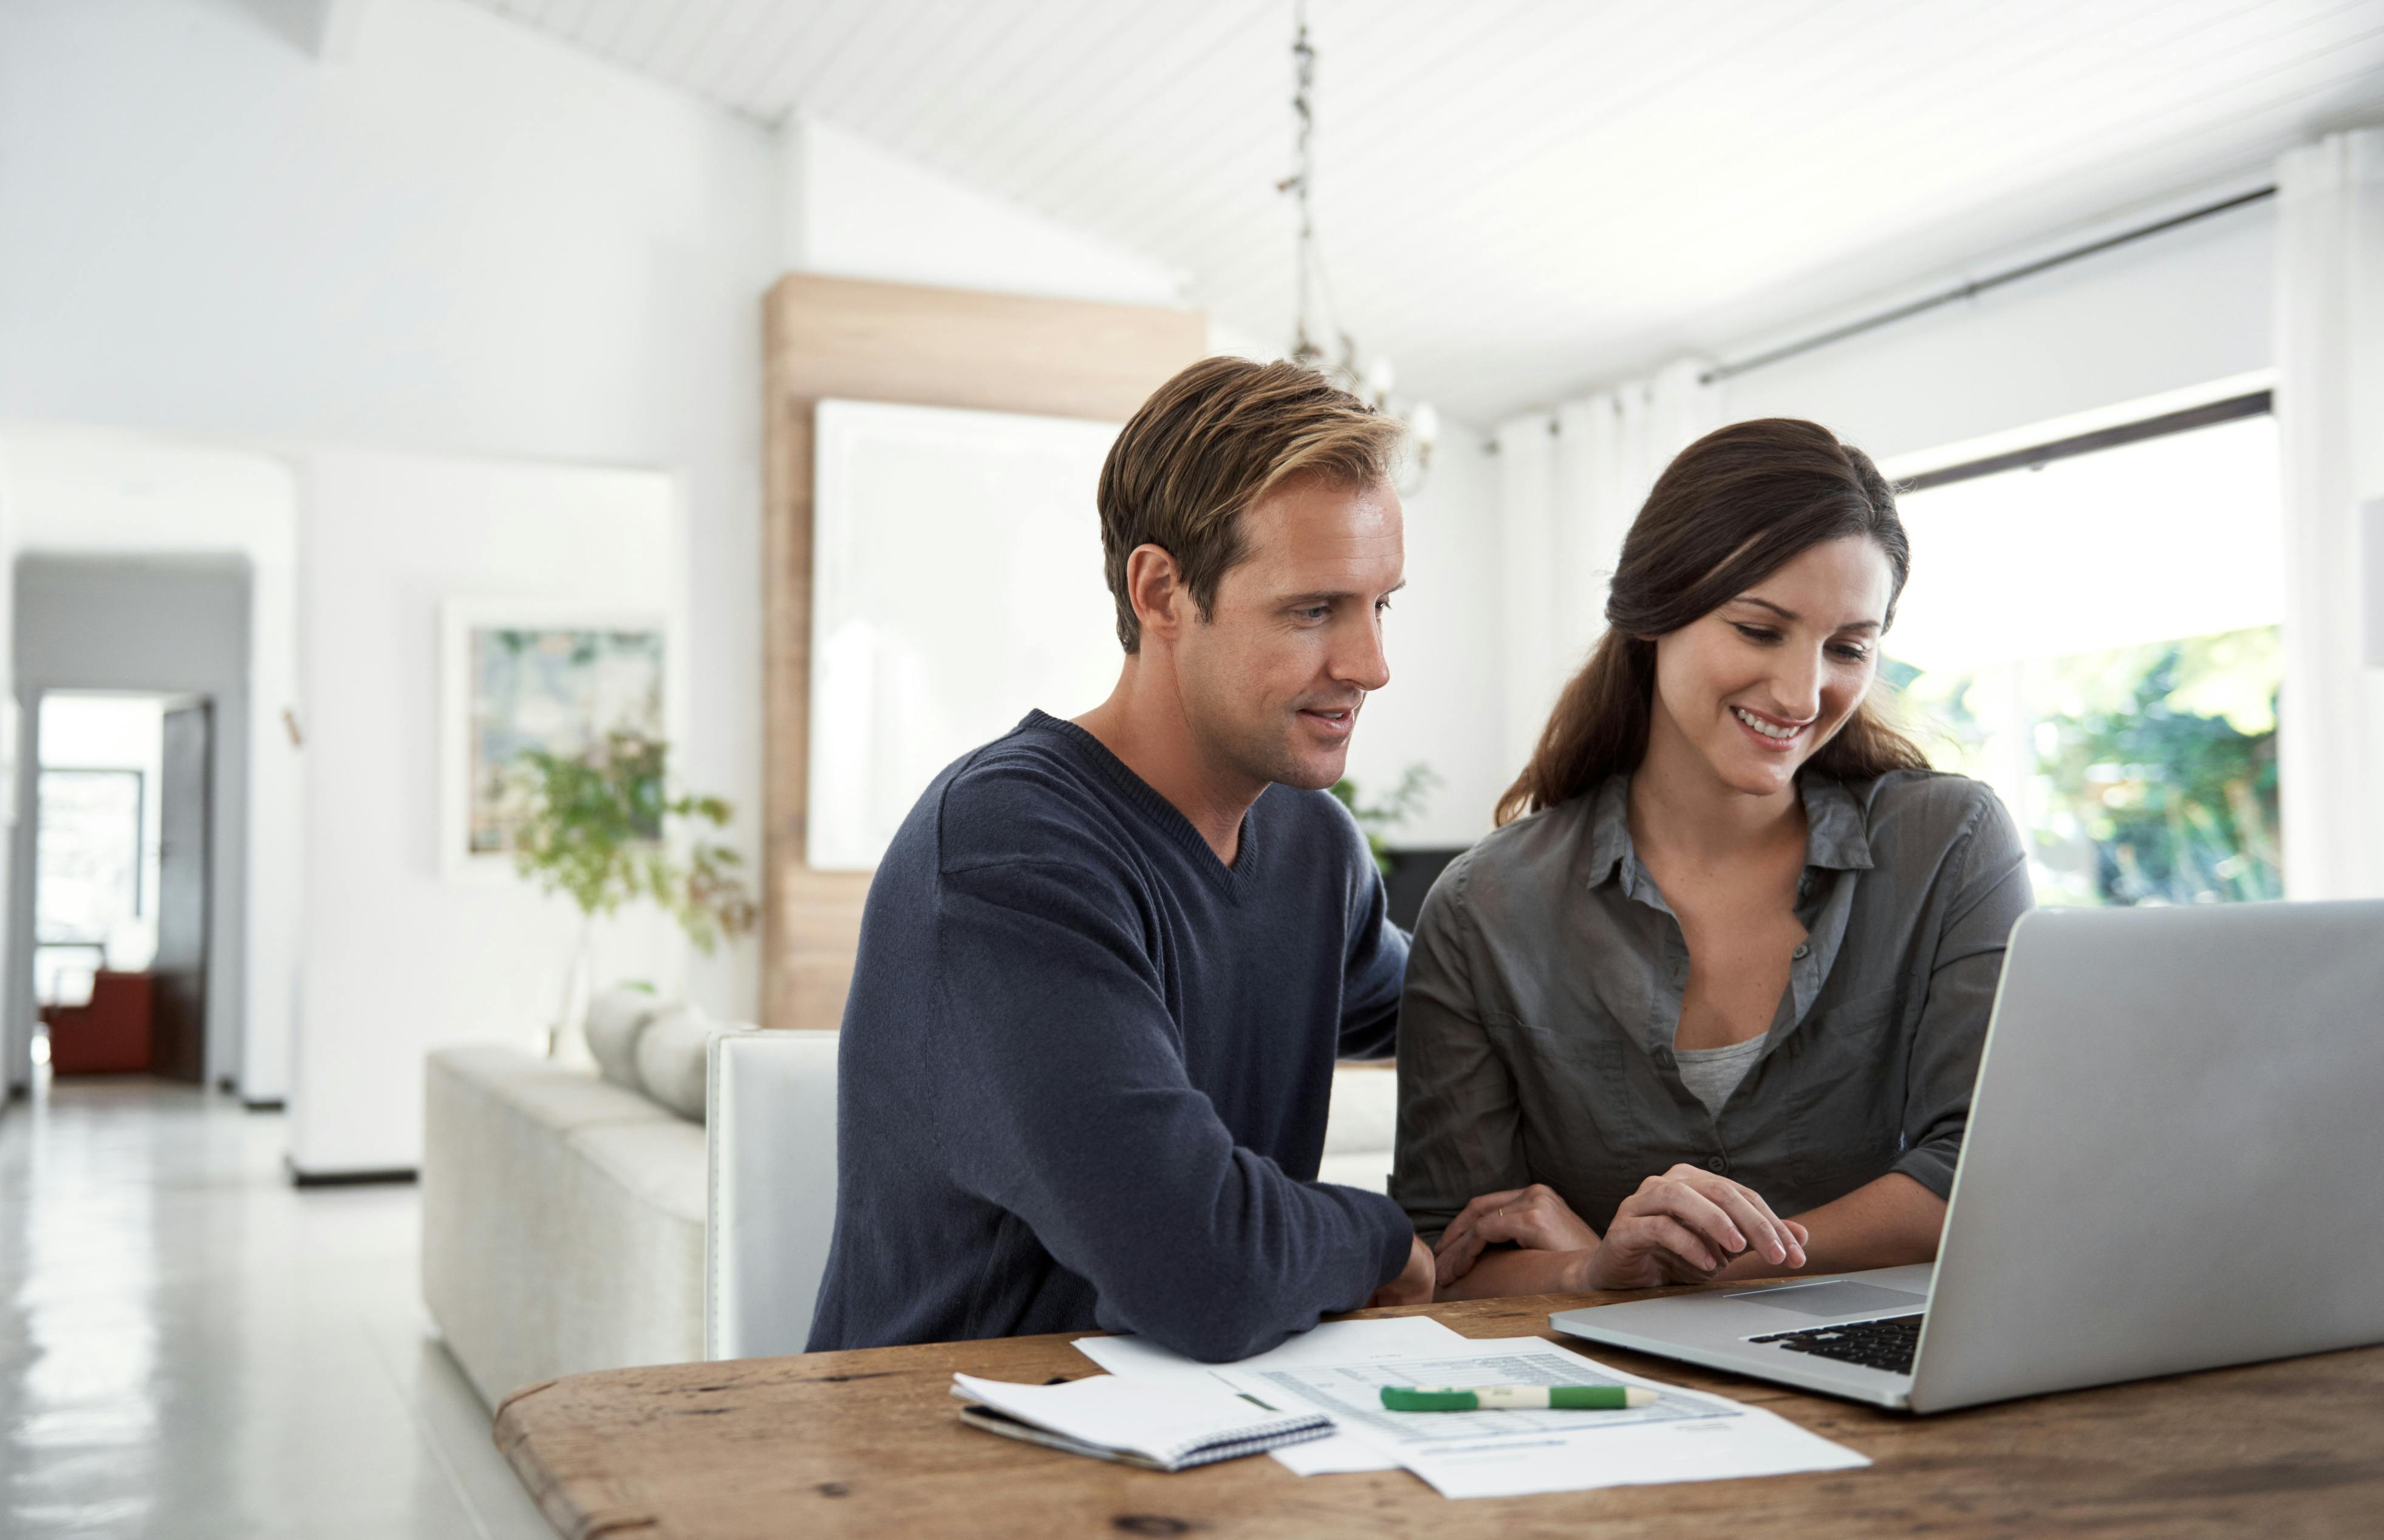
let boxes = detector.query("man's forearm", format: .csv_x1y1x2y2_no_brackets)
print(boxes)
1713,1171,1945,1282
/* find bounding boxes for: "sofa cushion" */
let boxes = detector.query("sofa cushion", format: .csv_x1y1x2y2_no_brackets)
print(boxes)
584,986,666,1091
635,1005,723,1121
429,1043,674,1136
570,1120,708,1227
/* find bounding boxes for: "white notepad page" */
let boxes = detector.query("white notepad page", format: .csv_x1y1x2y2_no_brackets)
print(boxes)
951,1372,1325,1468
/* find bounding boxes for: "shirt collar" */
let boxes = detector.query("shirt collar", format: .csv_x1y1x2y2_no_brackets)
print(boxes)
1582,771,1876,890
1798,774,1876,872
1582,775,1635,890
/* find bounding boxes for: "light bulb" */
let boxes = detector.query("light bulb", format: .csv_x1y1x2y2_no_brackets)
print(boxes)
1408,402,1441,448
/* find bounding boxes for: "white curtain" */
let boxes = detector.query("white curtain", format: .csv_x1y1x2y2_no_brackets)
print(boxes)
1495,358,1720,776
2276,128,2384,900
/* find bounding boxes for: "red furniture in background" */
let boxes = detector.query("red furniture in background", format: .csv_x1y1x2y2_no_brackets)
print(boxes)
43,972,156,1074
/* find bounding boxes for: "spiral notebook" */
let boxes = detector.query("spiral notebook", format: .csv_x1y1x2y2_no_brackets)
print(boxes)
951,1372,1334,1472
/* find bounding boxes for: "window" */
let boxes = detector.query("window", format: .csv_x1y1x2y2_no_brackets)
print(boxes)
1887,404,2282,906
36,768,145,1007
37,768,145,942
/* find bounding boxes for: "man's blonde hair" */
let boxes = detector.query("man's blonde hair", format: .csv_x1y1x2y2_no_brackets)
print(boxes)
1098,356,1405,652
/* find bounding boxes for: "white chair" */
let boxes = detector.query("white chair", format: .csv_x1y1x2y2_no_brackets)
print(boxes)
1317,1063,1399,1192
705,1029,840,1361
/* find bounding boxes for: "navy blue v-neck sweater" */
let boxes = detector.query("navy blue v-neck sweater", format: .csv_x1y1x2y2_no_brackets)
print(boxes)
805,711,1415,1363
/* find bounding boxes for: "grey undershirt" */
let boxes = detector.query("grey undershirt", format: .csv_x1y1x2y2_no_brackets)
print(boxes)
1673,1034,1768,1119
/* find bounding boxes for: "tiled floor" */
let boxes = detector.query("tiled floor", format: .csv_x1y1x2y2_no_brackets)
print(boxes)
1,1074,555,1539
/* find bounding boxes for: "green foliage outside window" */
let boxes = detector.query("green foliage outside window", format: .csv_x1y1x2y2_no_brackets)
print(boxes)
1893,625,2282,907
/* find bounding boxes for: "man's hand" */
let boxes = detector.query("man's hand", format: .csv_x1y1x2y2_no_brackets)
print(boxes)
1367,1234,1435,1307
1433,1184,1599,1288
1584,1165,1809,1289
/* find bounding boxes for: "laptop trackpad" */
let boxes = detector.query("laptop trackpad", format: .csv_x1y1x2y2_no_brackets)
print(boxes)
1723,1279,1927,1317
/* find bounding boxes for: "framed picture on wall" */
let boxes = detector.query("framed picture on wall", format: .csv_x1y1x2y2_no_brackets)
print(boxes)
439,599,671,879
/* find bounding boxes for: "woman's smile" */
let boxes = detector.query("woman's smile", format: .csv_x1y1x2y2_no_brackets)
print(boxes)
1729,703,1811,749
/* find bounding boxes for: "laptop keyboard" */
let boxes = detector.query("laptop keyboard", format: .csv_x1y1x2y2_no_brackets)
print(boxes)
1748,1313,1924,1375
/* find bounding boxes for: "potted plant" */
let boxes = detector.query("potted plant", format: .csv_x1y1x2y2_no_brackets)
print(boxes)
503,729,757,1058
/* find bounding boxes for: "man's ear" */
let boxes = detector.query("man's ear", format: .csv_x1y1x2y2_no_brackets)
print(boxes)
1124,543,1188,646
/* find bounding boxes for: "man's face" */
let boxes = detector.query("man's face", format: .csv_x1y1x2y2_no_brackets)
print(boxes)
1172,475,1405,792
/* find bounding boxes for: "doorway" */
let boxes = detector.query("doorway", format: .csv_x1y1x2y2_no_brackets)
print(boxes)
10,555,254,1096
29,692,213,1085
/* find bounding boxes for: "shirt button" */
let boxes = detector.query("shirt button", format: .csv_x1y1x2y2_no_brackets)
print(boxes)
1653,1047,1674,1068
1706,1156,1727,1173
1792,943,1810,959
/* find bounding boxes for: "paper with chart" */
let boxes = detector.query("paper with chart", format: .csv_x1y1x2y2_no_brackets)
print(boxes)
1074,1316,1474,1474
1214,1335,1869,1499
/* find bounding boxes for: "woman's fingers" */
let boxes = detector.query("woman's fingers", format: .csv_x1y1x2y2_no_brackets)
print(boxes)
1644,1166,1808,1269
1467,1186,1598,1255
1698,1179,1801,1267
1434,1227,1487,1286
1434,1185,1568,1280
1434,1188,1529,1259
1633,1179,1749,1261
1432,1188,1528,1284
1627,1214,1720,1273
1509,1185,1599,1253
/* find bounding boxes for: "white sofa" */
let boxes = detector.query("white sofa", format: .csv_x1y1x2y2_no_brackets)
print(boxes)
420,1045,707,1408
420,1038,1401,1406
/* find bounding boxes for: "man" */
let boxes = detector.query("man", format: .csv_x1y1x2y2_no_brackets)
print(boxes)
806,356,1435,1363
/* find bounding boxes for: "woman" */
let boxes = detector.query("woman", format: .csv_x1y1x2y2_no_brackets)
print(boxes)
1394,418,2032,1300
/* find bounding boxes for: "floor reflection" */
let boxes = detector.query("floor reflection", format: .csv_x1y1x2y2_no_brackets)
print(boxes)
0,1076,551,1539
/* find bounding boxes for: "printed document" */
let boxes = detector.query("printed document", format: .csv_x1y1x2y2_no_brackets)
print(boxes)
1214,1335,1868,1499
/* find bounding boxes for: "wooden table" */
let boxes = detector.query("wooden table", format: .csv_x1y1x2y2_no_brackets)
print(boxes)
493,1286,2384,1538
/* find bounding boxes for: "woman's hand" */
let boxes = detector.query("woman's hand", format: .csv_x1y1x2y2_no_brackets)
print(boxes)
1585,1165,1809,1289
1433,1184,1599,1289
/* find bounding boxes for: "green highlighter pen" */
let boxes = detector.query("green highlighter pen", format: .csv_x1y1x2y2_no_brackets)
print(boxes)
1381,1384,1658,1412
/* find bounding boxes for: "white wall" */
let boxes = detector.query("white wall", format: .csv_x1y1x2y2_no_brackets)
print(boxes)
0,0,780,1035
293,449,683,1174
782,116,1187,306
1718,188,2275,465
1339,429,1505,848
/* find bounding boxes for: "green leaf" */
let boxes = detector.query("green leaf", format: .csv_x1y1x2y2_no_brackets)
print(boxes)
502,729,759,952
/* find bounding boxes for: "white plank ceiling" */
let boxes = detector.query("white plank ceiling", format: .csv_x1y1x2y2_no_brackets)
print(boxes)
463,0,2384,423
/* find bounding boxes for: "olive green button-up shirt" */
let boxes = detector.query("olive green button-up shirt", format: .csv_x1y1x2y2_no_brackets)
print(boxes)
1392,770,2033,1242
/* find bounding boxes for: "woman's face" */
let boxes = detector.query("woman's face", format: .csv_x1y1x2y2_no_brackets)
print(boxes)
1649,534,1893,799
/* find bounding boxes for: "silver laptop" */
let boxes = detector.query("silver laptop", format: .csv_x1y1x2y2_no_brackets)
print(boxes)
1550,898,2384,1414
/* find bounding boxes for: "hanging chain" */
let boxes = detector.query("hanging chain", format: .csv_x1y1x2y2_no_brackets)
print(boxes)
1272,0,1427,492
1279,2,1323,369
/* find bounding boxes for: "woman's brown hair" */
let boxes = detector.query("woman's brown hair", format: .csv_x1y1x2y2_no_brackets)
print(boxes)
1495,417,1930,826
